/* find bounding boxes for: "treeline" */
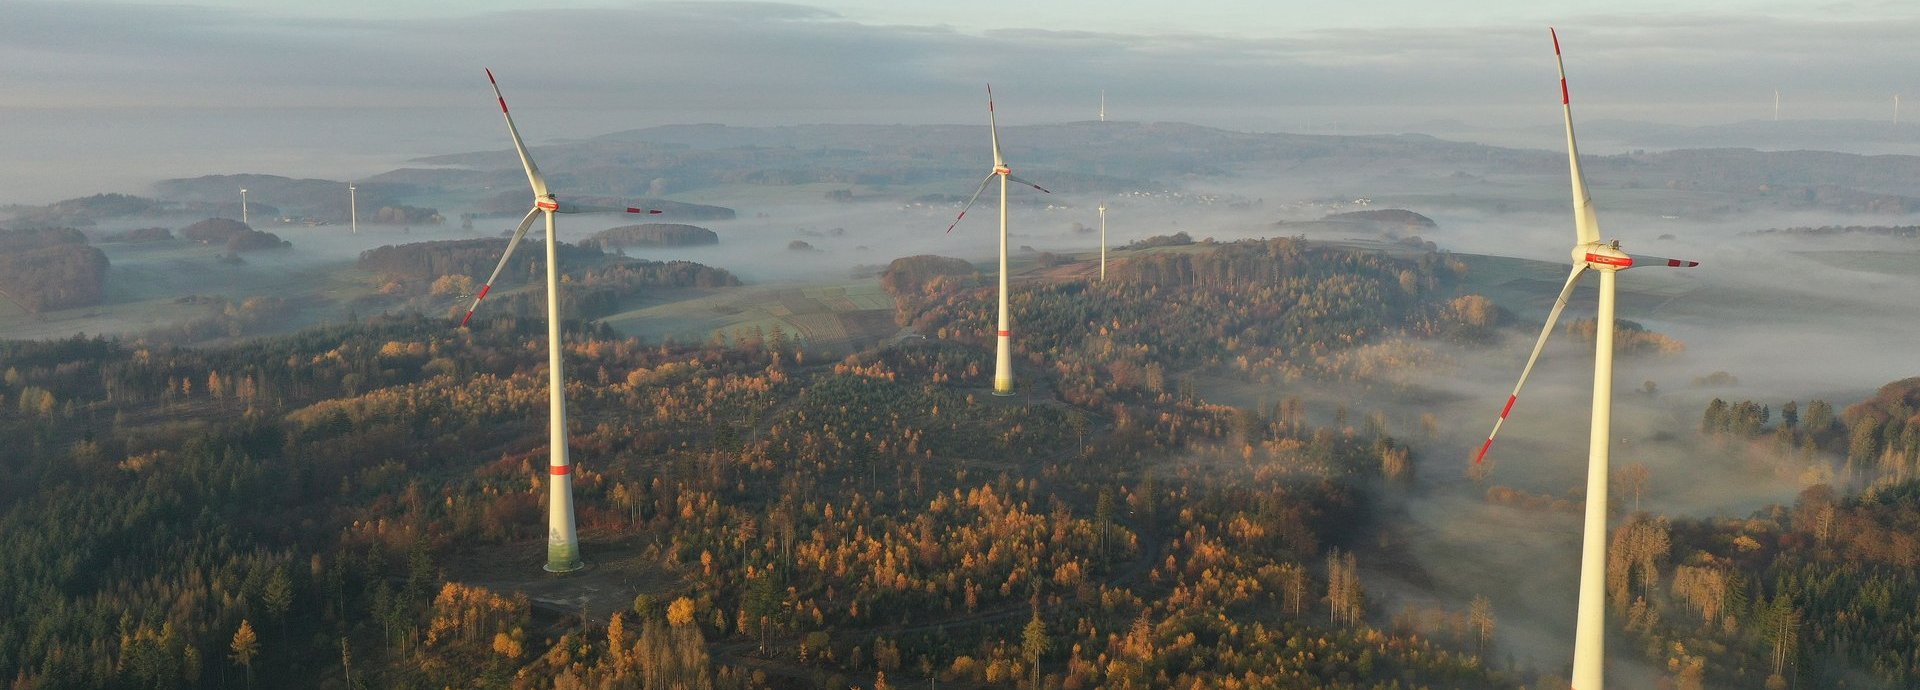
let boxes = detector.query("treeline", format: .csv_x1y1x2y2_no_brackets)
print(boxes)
1701,378,1920,489
0,227,109,312
1562,317,1686,357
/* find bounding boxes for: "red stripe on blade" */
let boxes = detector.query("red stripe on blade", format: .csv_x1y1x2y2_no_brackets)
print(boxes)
1475,438,1495,464
1561,79,1570,105
460,311,475,327
1500,395,1517,418
475,285,490,299
1551,28,1561,55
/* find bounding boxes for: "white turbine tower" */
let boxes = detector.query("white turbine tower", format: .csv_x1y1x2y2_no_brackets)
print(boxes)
240,188,250,224
349,184,359,234
1098,203,1107,282
1099,90,1106,122
1774,89,1781,121
1471,30,1700,690
462,69,663,573
944,85,1051,397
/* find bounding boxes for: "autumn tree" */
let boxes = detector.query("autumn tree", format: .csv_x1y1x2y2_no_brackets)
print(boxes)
230,620,259,689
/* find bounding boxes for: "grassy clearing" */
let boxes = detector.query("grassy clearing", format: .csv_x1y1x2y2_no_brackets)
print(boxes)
597,280,897,354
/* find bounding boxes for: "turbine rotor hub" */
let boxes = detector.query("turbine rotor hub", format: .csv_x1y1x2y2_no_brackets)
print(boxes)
536,195,558,211
994,166,1011,175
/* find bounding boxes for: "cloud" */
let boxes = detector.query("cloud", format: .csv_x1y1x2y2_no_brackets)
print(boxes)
7,1,1920,124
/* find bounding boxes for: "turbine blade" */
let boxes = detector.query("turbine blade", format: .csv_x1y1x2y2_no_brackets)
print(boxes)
1474,264,1589,464
486,69,549,199
1552,29,1602,246
551,200,666,215
987,84,1003,167
1629,254,1700,268
1006,173,1051,194
944,172,997,233
460,207,541,327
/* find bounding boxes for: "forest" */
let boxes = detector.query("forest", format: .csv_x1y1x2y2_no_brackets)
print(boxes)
0,227,110,313
2,235,1909,688
591,224,721,249
1573,380,1920,688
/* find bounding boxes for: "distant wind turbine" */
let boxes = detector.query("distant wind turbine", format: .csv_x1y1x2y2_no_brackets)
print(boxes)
462,69,663,573
1774,89,1780,121
1896,95,1902,125
1098,203,1108,282
349,184,359,234
1099,90,1106,122
240,188,250,224
1472,30,1700,690
944,85,1051,397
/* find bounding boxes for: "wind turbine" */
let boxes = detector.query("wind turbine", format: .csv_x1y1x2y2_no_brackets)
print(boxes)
1099,90,1106,122
944,85,1051,397
1471,30,1700,690
461,69,662,573
349,184,359,234
1774,89,1781,121
1098,203,1107,282
240,188,250,224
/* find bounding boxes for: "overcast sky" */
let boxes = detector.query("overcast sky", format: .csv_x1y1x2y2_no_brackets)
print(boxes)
4,1,1919,203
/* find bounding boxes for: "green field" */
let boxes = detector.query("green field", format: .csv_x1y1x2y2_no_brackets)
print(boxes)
598,280,898,354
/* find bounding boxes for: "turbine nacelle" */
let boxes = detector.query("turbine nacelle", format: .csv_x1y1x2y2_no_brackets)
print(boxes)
1574,241,1700,272
1577,242,1631,270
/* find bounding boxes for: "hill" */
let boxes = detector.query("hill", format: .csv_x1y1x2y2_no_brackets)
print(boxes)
591,223,719,249
0,227,109,313
179,218,291,252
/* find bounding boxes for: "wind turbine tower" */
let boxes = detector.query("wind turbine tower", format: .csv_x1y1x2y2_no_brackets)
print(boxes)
1896,95,1902,125
1774,89,1780,121
944,85,1051,397
1098,203,1108,282
240,188,249,224
1472,30,1700,690
349,184,359,234
1100,90,1106,122
461,69,663,573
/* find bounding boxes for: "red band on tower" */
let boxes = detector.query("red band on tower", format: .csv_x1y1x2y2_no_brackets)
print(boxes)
550,465,572,476
997,330,1010,337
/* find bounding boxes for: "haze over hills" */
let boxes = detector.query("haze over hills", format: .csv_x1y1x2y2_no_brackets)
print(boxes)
6,84,1920,690
16,119,1920,228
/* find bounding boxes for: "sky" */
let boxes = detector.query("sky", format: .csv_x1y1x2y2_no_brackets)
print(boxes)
5,0,1920,204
